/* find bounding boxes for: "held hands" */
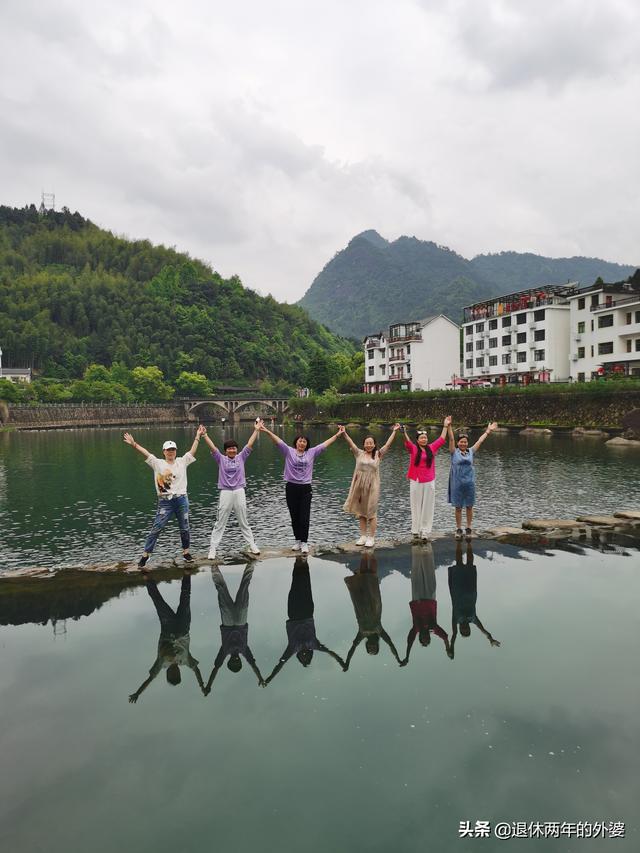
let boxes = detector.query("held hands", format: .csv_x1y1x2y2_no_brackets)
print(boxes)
443,415,452,428
337,425,346,435
392,423,401,431
196,424,207,437
123,432,135,446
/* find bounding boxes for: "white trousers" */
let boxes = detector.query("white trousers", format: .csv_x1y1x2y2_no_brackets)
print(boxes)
209,488,257,551
409,479,436,537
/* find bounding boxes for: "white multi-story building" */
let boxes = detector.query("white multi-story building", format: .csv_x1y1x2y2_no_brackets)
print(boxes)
461,285,576,384
566,278,640,380
364,315,460,393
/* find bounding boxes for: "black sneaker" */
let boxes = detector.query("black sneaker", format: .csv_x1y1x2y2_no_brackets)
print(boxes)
137,554,149,569
465,528,473,540
183,552,194,563
455,528,463,540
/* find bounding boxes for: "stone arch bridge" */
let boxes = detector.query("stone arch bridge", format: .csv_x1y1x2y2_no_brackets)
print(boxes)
183,397,290,423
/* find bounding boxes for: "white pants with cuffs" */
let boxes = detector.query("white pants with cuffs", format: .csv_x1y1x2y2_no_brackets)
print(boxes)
409,479,436,537
209,488,257,552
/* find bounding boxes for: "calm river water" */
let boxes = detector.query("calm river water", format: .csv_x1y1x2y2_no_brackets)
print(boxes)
1,425,640,570
1,539,639,852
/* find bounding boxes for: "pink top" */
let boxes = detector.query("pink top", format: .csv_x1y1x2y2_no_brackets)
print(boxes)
404,436,445,483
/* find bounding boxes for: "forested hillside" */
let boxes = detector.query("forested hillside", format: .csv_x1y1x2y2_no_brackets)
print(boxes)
298,230,637,338
0,205,354,389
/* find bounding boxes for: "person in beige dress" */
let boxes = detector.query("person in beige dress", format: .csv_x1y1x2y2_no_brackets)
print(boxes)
341,423,400,547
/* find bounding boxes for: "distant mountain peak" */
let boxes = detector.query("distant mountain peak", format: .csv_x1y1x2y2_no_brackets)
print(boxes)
350,229,389,249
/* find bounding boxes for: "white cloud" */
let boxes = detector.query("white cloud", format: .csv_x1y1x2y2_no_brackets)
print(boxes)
0,0,638,304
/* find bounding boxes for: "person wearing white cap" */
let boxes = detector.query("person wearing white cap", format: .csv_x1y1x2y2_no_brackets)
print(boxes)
124,425,206,568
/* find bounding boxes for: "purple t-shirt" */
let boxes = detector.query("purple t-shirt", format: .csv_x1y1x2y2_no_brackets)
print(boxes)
212,446,251,490
277,441,325,484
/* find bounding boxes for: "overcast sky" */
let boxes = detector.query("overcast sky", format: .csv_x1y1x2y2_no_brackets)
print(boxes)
1,0,639,301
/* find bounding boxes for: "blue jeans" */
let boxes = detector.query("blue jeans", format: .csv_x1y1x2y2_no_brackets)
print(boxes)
144,495,190,554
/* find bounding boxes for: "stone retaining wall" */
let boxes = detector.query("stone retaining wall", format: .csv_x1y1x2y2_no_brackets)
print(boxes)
6,402,188,429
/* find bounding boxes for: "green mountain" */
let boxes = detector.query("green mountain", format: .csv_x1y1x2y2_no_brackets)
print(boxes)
0,205,353,383
298,230,637,338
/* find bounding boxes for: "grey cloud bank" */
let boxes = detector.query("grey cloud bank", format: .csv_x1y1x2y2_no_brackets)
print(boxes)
1,0,638,303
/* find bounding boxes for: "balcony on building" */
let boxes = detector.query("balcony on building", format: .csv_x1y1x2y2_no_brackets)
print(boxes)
463,284,577,324
388,322,422,344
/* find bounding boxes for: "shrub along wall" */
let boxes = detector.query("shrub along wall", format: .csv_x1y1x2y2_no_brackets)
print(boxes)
294,391,640,430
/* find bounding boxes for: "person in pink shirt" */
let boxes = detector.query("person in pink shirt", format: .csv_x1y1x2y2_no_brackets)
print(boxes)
402,415,451,541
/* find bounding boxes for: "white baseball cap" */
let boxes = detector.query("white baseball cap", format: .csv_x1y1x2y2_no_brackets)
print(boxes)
162,440,177,450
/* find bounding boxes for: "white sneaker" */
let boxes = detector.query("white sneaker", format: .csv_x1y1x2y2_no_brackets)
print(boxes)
355,535,366,546
292,540,301,551
208,549,217,560
364,537,375,548
247,545,260,555
301,542,310,554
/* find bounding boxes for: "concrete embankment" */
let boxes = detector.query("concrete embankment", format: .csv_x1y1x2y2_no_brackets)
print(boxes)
4,402,188,430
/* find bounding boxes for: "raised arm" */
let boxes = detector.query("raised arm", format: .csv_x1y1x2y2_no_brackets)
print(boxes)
380,423,401,456
380,628,402,664
258,422,283,445
123,432,151,459
475,617,501,647
189,424,206,456
403,628,417,665
447,424,456,453
245,419,262,450
203,428,219,455
342,633,363,672
342,428,359,454
317,642,347,669
472,421,498,453
322,425,345,449
440,415,452,442
265,647,294,684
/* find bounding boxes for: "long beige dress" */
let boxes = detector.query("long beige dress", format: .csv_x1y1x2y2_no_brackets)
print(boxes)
343,449,385,519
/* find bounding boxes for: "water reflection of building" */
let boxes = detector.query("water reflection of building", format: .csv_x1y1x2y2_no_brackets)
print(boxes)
343,553,402,668
404,544,451,662
448,542,501,658
129,576,205,702
206,565,264,691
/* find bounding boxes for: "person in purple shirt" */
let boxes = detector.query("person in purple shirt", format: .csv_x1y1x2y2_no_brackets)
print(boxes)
202,420,261,560
259,422,344,553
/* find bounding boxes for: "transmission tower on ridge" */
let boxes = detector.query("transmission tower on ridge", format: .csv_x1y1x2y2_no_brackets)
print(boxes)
39,191,55,214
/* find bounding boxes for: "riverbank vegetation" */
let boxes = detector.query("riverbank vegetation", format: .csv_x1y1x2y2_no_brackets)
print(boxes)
0,205,356,390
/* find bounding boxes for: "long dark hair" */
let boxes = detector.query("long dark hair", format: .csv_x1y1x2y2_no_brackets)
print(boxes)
414,432,433,468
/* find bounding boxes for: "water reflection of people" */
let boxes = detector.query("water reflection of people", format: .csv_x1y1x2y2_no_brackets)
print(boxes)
403,544,451,663
205,565,264,692
448,541,501,658
129,575,205,702
265,557,344,683
343,553,402,669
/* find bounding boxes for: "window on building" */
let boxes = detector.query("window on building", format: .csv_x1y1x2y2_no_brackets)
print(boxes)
627,340,632,353
534,349,545,361
502,354,511,365
517,351,527,363
465,359,473,369
476,357,484,367
489,319,498,330
489,355,498,366
368,366,374,376
516,313,526,325
626,313,632,325
476,340,483,350
517,332,526,344
577,372,585,381
475,323,485,332
367,350,374,360
502,316,511,327
590,345,594,357
577,347,585,358
598,342,614,355
502,334,511,346
591,319,594,331
390,365,395,374
577,321,585,333
578,297,585,310
534,329,545,341
406,344,411,354
465,342,473,352
598,314,614,328
591,294,599,308
534,309,545,321
636,311,640,323
489,338,498,348
465,326,473,336
380,349,385,358
636,339,640,352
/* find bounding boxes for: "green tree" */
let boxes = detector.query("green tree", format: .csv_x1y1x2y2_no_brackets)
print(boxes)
130,366,174,402
306,352,333,393
174,371,211,397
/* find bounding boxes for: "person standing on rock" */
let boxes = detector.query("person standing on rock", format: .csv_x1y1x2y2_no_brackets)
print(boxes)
403,416,451,542
258,422,344,554
202,419,261,561
447,421,498,539
448,540,500,657
123,426,205,569
341,423,401,548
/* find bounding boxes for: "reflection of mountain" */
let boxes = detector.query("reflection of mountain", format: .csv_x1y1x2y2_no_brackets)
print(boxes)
0,570,170,627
